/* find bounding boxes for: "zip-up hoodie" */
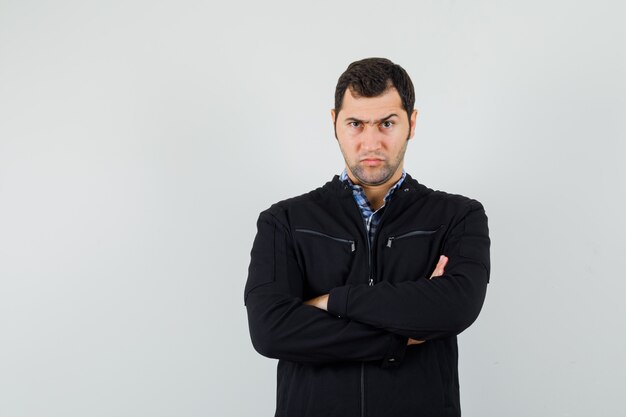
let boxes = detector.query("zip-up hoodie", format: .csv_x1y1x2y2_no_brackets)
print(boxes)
244,174,491,417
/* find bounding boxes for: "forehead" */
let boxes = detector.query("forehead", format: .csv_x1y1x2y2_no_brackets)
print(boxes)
338,87,405,119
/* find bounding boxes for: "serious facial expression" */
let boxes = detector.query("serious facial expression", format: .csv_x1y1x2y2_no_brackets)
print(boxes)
332,87,417,187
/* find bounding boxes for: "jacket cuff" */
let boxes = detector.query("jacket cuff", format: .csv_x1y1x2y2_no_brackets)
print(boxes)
327,285,351,318
381,333,408,368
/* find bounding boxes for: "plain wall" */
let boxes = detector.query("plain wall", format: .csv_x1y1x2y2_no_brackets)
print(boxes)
1,1,625,416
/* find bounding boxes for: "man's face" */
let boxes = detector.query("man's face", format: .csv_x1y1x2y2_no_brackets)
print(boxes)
332,87,417,187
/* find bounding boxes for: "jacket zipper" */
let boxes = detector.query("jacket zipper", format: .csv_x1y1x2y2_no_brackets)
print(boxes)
346,186,395,417
361,212,377,417
365,214,375,286
386,226,442,248
361,361,366,417
294,229,356,252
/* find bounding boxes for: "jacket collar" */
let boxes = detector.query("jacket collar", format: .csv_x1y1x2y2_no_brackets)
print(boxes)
326,172,425,197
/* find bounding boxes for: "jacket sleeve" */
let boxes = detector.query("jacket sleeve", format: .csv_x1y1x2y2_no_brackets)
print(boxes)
244,210,408,365
327,200,491,341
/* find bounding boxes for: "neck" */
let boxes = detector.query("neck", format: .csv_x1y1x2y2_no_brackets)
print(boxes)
346,168,403,211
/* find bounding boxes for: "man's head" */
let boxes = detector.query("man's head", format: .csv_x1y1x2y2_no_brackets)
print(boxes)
331,58,418,188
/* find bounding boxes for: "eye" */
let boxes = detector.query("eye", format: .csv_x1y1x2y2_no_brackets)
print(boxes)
381,120,394,128
348,121,361,128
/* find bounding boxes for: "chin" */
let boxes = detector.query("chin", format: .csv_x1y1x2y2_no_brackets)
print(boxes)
356,173,393,186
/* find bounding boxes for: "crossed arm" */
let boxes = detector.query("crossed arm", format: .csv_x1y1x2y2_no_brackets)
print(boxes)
245,202,489,364
304,255,450,346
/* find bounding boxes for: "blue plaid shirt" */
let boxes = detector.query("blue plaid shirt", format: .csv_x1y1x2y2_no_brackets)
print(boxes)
340,169,406,244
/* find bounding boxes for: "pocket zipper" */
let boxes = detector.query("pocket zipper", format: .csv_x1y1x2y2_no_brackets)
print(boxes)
386,226,442,248
295,229,356,252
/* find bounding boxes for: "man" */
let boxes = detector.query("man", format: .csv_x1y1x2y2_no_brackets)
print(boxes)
244,58,490,417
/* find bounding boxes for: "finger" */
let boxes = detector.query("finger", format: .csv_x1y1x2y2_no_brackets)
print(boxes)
438,255,448,273
429,255,449,279
430,255,445,277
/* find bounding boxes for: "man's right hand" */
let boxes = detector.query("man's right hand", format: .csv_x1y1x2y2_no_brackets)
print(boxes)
429,255,448,279
407,255,449,346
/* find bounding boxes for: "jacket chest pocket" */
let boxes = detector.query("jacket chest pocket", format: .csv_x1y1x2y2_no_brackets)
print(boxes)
294,229,356,296
380,225,445,283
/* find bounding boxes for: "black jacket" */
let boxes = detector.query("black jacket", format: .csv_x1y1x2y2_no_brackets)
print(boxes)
244,174,491,417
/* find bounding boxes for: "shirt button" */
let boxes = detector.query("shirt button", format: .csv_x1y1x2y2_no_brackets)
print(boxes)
388,358,396,362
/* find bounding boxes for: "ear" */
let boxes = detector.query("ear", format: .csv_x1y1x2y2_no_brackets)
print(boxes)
408,109,418,140
331,109,337,124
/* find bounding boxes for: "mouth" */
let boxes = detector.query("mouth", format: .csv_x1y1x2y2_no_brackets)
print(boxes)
360,158,384,166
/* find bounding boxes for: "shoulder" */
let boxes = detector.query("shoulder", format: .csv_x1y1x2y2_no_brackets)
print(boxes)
402,174,487,214
257,176,345,228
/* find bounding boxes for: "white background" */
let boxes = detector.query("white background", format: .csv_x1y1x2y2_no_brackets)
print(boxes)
1,1,625,416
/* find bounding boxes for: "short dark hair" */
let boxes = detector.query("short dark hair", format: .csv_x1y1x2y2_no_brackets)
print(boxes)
334,58,415,119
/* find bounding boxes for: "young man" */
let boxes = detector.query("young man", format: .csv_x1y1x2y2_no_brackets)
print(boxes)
244,58,491,417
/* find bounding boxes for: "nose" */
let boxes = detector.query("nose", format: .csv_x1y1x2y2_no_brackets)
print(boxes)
360,125,382,152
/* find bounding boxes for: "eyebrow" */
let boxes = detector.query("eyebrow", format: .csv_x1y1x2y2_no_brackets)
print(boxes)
345,113,399,125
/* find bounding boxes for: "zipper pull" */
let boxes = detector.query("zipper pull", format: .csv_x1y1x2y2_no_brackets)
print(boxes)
386,237,394,248
368,277,374,286
351,241,356,252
